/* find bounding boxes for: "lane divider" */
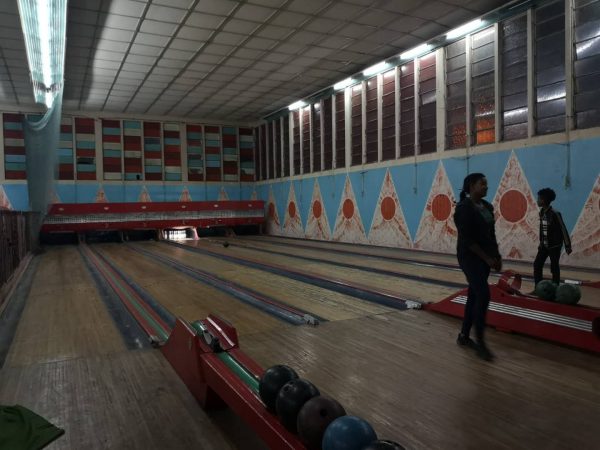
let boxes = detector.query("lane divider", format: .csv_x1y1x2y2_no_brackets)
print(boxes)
128,244,321,326
166,241,421,310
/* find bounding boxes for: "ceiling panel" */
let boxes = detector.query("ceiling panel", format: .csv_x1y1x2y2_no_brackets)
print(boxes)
0,0,510,121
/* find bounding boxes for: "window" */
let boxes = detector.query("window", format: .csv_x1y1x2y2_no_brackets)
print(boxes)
335,92,345,168
351,85,363,166
381,70,396,160
574,0,600,128
446,39,467,149
312,103,322,172
419,53,437,153
302,106,310,174
323,97,333,170
293,111,300,175
400,61,415,157
283,116,290,177
501,15,528,140
365,77,378,163
535,0,566,135
471,27,495,144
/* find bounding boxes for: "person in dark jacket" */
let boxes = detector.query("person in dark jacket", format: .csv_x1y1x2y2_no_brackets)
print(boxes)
533,188,572,287
454,173,502,361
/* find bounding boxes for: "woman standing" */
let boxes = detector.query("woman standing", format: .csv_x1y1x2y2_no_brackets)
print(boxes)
454,173,502,361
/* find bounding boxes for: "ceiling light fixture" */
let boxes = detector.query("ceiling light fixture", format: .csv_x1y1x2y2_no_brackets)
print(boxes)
17,0,68,108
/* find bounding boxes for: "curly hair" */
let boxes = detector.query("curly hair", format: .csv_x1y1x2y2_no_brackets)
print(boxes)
537,188,556,203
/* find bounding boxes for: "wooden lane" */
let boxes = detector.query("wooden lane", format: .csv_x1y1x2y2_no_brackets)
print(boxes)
184,240,457,304
242,309,600,449
214,238,468,287
241,235,600,282
137,241,394,321
94,243,286,337
0,245,251,449
4,246,126,367
0,349,242,450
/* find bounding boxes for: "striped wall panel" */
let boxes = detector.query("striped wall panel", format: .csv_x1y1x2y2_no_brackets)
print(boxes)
186,124,204,182
3,113,26,179
75,117,96,180
123,120,142,181
102,119,122,181
144,121,162,181
58,116,74,180
239,127,254,182
163,123,182,181
222,126,238,182
205,125,221,182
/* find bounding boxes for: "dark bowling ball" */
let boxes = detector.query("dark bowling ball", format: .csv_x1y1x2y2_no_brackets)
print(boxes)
297,396,346,450
223,241,230,248
259,365,298,412
362,439,406,450
276,378,320,433
322,415,377,450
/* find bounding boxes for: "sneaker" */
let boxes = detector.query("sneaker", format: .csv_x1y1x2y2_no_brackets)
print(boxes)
475,342,495,361
457,333,476,348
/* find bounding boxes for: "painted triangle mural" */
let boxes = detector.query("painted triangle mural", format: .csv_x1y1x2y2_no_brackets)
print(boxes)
266,185,281,235
218,186,229,201
250,189,258,201
95,185,108,203
332,176,368,243
0,186,12,210
139,186,151,202
51,190,61,204
413,162,457,252
282,183,304,237
179,186,192,202
492,151,539,260
369,169,412,247
568,175,600,266
305,179,331,240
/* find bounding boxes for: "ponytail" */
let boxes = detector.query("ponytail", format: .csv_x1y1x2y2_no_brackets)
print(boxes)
460,173,485,201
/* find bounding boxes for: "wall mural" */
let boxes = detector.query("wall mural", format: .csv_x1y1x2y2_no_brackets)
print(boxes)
368,169,411,248
282,182,304,238
0,185,12,210
492,152,539,260
332,176,368,244
179,186,192,202
413,162,457,253
569,175,600,266
305,179,331,241
266,185,281,235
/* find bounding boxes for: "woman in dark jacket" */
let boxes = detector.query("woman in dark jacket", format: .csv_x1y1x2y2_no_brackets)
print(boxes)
454,173,502,361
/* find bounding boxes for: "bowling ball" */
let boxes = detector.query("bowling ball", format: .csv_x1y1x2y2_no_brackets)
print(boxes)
322,415,377,450
297,396,346,450
276,378,320,433
362,439,406,450
223,241,230,248
535,280,557,301
555,283,582,305
259,365,298,412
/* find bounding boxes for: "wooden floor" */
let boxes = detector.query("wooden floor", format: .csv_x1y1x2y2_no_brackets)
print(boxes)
1,239,598,449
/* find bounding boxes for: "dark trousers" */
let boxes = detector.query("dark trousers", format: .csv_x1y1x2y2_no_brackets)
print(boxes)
533,246,561,286
458,255,491,342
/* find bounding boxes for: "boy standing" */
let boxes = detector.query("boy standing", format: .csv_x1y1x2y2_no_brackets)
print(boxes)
534,188,572,287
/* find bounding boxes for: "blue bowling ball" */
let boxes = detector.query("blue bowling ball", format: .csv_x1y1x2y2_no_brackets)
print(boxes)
322,415,377,450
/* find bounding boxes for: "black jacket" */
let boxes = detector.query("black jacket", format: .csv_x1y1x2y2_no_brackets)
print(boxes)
539,207,571,250
454,198,500,260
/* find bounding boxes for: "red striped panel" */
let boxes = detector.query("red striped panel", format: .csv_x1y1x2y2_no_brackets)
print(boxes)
103,120,120,128
239,127,252,135
144,151,162,159
187,125,202,133
4,146,25,155
4,129,23,139
104,157,121,166
164,156,181,165
75,118,95,133
77,149,96,157
189,173,203,181
163,130,179,138
164,145,180,153
205,147,220,154
3,113,23,122
77,172,96,180
5,171,26,179
223,165,238,174
60,124,72,133
205,126,219,133
103,134,121,143
144,122,161,137
145,173,162,181
124,136,141,150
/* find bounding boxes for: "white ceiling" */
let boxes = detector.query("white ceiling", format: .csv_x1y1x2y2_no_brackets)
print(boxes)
0,0,509,123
